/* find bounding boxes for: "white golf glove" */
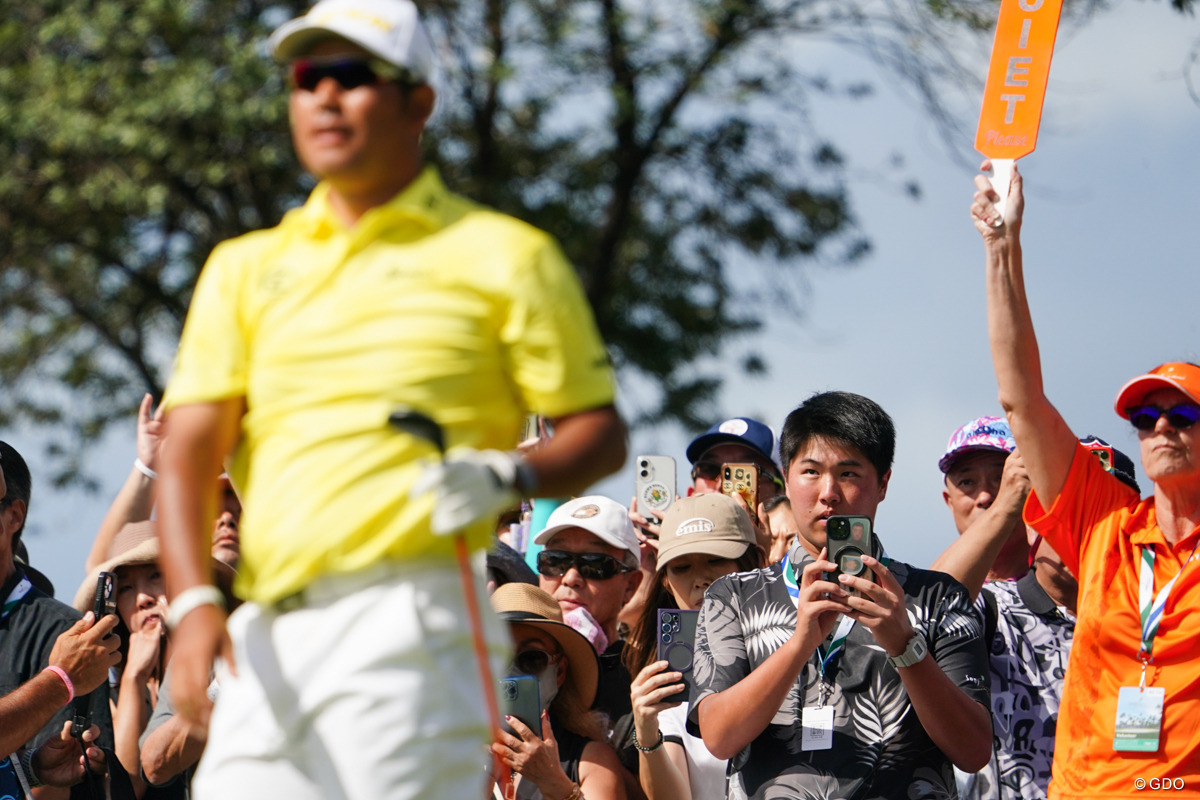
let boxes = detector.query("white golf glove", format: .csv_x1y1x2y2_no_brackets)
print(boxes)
411,448,523,535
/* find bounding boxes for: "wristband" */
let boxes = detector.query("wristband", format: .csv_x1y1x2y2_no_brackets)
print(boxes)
167,585,226,630
20,749,44,788
43,665,75,703
632,728,664,753
134,457,159,480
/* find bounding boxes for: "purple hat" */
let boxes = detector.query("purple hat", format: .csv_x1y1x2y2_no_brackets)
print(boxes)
686,417,777,468
938,416,1015,473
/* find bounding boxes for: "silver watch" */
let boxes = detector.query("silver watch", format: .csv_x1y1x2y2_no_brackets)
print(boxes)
887,634,928,668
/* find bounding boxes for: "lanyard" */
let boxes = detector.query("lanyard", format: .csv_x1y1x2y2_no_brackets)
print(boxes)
1,576,32,621
783,548,892,682
1136,538,1199,680
817,615,855,680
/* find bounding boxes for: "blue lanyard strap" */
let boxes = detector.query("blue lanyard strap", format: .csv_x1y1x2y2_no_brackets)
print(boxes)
1137,538,1199,661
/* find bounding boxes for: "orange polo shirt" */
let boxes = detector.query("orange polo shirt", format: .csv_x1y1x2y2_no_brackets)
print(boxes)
1026,443,1200,799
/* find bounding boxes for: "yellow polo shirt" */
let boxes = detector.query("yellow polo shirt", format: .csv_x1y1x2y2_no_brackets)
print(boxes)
165,168,615,605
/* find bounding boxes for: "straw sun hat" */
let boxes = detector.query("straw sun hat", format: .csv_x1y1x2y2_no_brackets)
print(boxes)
73,521,235,613
489,583,598,711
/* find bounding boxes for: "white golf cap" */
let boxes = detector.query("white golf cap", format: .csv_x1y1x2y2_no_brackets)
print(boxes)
533,496,640,565
269,0,435,83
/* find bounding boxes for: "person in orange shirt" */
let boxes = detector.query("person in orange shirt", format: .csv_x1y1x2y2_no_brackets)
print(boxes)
972,161,1200,798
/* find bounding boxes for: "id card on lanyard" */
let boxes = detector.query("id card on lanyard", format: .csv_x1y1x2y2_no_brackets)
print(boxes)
784,552,855,752
1113,539,1199,752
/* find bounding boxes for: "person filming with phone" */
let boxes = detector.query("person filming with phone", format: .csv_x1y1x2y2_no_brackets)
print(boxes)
623,493,765,800
689,392,992,799
490,583,626,800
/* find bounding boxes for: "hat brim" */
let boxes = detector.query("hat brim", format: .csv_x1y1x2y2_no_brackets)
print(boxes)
73,539,161,612
73,541,237,615
270,21,390,65
533,521,637,563
685,433,772,466
656,538,752,570
938,444,1012,474
1114,375,1200,418
499,612,598,711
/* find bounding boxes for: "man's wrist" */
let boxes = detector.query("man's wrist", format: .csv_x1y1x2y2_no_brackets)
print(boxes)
167,585,226,630
512,456,539,497
22,748,44,788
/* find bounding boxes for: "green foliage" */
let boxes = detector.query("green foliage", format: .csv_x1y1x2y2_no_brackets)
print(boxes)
423,0,871,429
1,0,879,482
0,0,308,482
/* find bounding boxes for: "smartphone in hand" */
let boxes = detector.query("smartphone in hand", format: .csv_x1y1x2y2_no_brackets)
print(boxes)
721,463,758,516
824,515,875,597
656,609,699,703
499,675,542,739
73,571,115,739
635,455,676,522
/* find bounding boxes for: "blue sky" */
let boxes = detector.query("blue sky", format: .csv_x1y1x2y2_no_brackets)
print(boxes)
16,2,1200,596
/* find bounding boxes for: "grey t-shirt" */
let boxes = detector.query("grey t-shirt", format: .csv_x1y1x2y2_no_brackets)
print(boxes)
689,545,990,800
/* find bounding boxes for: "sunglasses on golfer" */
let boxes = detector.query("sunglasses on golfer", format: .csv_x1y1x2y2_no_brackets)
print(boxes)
1127,403,1200,432
289,57,408,92
512,648,562,677
536,550,635,580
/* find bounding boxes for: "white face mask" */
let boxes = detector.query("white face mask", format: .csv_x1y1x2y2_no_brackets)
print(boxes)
537,662,559,711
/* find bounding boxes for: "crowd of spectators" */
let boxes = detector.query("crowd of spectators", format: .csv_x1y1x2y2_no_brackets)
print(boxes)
4,1,1199,799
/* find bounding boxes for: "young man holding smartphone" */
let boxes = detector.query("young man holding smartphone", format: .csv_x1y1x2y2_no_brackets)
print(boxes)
689,392,992,799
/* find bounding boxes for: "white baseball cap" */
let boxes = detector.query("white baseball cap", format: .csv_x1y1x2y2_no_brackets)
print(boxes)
269,0,435,84
534,496,640,565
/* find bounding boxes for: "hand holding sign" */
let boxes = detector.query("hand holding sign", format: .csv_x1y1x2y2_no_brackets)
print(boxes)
975,0,1063,224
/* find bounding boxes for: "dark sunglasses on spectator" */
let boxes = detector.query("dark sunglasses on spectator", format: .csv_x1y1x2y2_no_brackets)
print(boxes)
536,550,635,580
289,57,407,92
1127,403,1200,432
690,460,785,492
512,648,562,676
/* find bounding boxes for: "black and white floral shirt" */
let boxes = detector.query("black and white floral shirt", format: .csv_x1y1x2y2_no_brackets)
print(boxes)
688,542,990,800
960,573,1073,800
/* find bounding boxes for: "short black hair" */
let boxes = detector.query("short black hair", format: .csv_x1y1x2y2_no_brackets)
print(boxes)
762,493,791,514
0,441,32,543
779,392,895,482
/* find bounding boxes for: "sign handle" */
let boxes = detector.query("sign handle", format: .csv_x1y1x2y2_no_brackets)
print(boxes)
989,158,1015,226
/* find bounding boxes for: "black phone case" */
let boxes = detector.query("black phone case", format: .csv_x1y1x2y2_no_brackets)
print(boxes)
656,609,699,703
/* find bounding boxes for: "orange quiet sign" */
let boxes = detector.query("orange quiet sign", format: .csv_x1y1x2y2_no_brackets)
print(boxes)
975,0,1064,159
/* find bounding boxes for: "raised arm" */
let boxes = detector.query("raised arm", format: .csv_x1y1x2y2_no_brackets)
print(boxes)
930,450,1030,600
972,162,1076,506
86,394,164,572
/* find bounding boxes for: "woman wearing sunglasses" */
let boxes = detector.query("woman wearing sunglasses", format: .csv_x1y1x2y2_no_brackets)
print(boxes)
490,583,626,800
973,160,1200,799
623,494,765,800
